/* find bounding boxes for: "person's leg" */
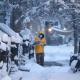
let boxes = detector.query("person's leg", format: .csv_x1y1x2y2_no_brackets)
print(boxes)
40,53,44,66
36,54,40,64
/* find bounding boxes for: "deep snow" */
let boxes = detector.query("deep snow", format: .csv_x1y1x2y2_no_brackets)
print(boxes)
9,44,80,80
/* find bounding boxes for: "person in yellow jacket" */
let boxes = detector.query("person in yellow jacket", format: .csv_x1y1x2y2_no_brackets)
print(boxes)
34,32,46,66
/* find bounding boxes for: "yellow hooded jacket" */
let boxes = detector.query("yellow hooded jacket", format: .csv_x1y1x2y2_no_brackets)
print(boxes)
35,36,46,54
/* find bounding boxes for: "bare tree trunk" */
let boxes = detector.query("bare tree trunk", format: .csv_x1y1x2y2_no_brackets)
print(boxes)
72,12,78,54
74,28,78,54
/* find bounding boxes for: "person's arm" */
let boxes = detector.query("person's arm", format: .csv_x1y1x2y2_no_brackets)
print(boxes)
34,37,40,45
40,38,46,46
33,41,40,45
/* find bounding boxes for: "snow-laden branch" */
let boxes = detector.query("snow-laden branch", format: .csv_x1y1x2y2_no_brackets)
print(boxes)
53,27,73,33
25,0,51,16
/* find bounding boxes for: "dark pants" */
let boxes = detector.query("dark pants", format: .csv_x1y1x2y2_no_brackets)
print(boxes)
36,53,44,66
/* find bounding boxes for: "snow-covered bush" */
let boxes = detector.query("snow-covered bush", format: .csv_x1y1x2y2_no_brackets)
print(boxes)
2,33,9,43
0,42,7,51
20,28,31,40
11,33,22,44
23,16,30,24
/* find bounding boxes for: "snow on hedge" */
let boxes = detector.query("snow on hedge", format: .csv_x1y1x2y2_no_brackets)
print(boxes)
0,23,22,43
20,28,31,40
0,23,22,51
0,31,9,51
0,23,16,37
11,33,22,43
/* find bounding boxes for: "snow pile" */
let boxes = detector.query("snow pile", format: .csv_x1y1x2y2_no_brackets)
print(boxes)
0,23,23,52
0,23,22,44
0,64,11,80
0,32,8,51
1,76,11,80
20,28,31,40
2,34,9,43
44,45,73,61
10,71,22,80
0,42,7,51
11,33,22,44
0,61,3,68
22,61,80,80
10,45,80,80
21,65,80,80
20,28,34,44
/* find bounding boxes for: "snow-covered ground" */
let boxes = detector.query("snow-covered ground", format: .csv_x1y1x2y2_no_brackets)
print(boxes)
44,45,73,62
9,44,80,80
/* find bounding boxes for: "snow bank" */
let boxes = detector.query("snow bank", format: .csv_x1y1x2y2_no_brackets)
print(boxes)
11,45,80,80
44,45,73,61
0,63,11,80
1,76,11,80
22,61,80,80
10,71,22,80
